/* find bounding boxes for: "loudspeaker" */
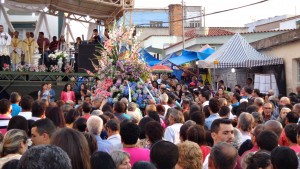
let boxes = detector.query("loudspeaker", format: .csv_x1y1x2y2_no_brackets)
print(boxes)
78,44,100,73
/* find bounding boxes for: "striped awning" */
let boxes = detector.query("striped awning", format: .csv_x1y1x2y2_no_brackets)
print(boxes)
203,33,284,68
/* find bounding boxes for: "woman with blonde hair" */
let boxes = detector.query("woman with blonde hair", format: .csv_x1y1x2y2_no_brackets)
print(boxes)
175,141,203,169
0,129,28,168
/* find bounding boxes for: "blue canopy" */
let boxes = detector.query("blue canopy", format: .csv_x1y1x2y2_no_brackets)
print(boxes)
139,49,160,67
158,53,178,66
168,50,199,66
197,48,215,60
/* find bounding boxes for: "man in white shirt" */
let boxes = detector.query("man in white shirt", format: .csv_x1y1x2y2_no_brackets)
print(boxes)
19,95,34,120
203,118,235,169
200,90,210,107
0,25,11,70
237,112,254,144
164,108,184,144
106,119,122,150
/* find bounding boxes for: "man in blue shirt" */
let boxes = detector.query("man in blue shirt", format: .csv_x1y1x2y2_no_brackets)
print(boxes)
10,92,21,116
113,101,131,122
205,98,221,130
47,82,55,102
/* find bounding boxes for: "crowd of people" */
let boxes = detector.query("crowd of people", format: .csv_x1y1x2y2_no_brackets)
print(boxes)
0,74,300,169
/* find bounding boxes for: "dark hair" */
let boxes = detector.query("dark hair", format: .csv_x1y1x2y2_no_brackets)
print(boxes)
219,106,230,117
211,118,232,133
246,105,258,114
82,132,98,155
7,116,28,132
31,118,56,138
113,101,125,113
232,92,241,101
39,32,44,35
148,111,160,123
257,130,278,152
203,105,210,118
209,98,220,113
189,103,202,114
32,100,47,117
200,91,210,101
271,146,298,169
46,107,66,128
39,83,47,98
253,89,260,96
210,142,238,169
102,103,113,113
284,123,299,144
156,104,165,116
245,151,271,169
187,125,206,145
120,122,140,145
10,92,20,104
189,111,205,126
0,99,11,114
82,102,92,113
150,141,179,169
51,128,91,169
93,29,98,32
105,119,120,131
63,83,73,92
145,121,163,144
179,121,196,142
91,151,116,169
286,111,299,123
2,159,19,169
18,145,72,169
138,117,154,139
247,78,253,83
65,109,80,124
132,161,157,169
19,95,34,111
244,87,253,95
73,118,87,132
81,89,87,95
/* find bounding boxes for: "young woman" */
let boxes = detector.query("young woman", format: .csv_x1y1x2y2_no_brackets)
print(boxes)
58,35,67,51
61,83,76,103
38,83,50,102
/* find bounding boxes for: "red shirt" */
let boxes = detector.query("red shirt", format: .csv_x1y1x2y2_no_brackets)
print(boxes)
200,146,211,162
290,145,300,153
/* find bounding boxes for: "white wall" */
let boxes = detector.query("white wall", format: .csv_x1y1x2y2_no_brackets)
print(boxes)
280,18,300,30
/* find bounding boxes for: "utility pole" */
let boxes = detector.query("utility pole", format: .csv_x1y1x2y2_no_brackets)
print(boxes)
182,0,185,49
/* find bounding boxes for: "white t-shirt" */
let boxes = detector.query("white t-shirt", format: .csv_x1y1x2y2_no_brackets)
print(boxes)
38,90,50,100
164,123,183,144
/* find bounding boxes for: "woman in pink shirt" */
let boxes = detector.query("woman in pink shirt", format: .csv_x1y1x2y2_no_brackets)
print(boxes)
60,83,75,103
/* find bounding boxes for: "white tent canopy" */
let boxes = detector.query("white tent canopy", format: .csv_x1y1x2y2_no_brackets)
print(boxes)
198,33,284,68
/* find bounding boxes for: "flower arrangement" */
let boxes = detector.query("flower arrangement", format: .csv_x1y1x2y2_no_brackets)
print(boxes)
15,64,47,72
88,22,153,102
2,64,10,71
64,64,74,74
38,65,47,72
49,65,61,72
49,50,68,60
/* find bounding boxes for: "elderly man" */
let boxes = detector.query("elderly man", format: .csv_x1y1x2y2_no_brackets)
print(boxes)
23,32,38,64
10,31,22,69
87,116,113,153
237,112,254,143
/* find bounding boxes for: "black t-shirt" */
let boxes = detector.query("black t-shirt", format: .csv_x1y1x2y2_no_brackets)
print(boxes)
92,35,101,44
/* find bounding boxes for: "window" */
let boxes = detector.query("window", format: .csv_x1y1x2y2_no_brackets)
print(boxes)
150,21,163,27
189,21,201,28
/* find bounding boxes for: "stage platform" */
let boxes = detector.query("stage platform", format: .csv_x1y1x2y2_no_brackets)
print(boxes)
0,71,94,100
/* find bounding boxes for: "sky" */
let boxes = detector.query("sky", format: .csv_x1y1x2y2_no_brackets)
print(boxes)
134,0,300,27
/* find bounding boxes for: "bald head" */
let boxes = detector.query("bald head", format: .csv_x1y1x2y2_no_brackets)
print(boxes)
264,120,283,138
209,142,238,169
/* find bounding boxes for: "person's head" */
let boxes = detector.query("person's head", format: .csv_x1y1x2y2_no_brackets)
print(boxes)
40,83,48,93
208,142,238,169
211,118,234,145
264,120,283,138
145,105,157,115
199,90,210,102
284,123,299,145
7,116,28,132
19,95,34,111
186,124,206,146
63,83,72,92
189,111,205,126
18,145,72,169
113,101,126,114
285,111,299,124
176,141,203,169
31,118,56,145
82,102,92,114
237,112,254,132
256,130,278,152
244,87,253,96
138,117,154,139
38,32,44,38
65,109,80,125
132,162,157,169
10,92,21,104
253,89,260,97
246,78,252,85
159,93,169,104
0,99,11,115
76,37,81,43
93,29,98,35
244,151,272,169
251,112,264,126
271,146,298,169
87,115,103,135
150,140,179,169
120,122,139,145
45,107,66,128
73,117,87,132
52,36,57,41
293,103,300,114
231,92,241,102
91,151,116,169
30,32,34,38
32,100,47,118
168,108,184,125
2,159,19,169
263,102,274,118
209,98,220,114
110,150,131,169
1,129,28,156
82,132,98,155
279,107,291,120
105,119,120,137
145,121,163,145
84,96,91,104
279,97,290,106
219,106,230,118
250,124,265,145
51,128,91,169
